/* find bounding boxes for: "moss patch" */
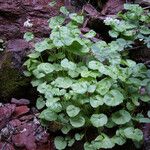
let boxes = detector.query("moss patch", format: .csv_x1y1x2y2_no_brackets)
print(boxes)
0,52,29,101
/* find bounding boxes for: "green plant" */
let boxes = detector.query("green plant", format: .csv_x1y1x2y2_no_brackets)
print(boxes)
24,4,150,150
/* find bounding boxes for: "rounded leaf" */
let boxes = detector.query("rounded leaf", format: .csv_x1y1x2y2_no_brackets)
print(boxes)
66,105,80,117
70,116,85,128
71,82,88,94
90,114,108,127
93,134,115,149
96,78,112,95
39,109,57,121
24,32,34,42
54,136,67,150
111,110,131,125
61,58,76,70
124,127,143,142
104,89,124,106
36,97,45,110
52,77,73,89
90,95,104,108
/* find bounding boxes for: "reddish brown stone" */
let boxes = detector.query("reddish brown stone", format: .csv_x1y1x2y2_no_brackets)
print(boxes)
19,114,34,121
9,119,22,127
0,0,64,40
12,123,38,150
0,104,16,129
14,105,30,117
11,98,30,105
101,0,126,15
0,142,15,150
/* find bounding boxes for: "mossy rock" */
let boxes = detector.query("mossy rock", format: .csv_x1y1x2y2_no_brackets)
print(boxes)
0,52,29,101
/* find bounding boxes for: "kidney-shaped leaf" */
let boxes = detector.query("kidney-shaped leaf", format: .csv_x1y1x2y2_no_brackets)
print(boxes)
111,110,131,125
104,89,124,106
96,78,112,95
54,136,67,150
66,105,80,117
70,116,85,128
90,114,108,127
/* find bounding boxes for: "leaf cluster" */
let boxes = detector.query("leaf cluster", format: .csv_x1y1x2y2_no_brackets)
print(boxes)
24,5,150,150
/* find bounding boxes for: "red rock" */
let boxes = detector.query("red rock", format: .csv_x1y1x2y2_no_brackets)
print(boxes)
11,98,30,105
14,106,30,117
35,130,49,143
19,114,34,121
12,124,37,150
0,142,15,150
101,0,126,15
0,0,64,40
0,104,16,129
9,119,22,127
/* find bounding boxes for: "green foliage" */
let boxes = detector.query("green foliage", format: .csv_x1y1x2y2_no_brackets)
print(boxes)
24,32,34,42
24,5,150,150
104,4,150,48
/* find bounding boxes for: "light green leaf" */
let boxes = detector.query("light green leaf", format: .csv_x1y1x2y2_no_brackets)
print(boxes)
69,13,84,24
88,60,101,70
105,119,116,128
35,39,54,52
37,63,54,74
61,125,72,134
24,32,34,42
51,77,73,89
84,30,96,38
104,90,124,106
48,102,62,113
66,105,80,117
87,85,96,93
109,30,119,38
140,95,150,102
93,134,115,149
111,110,131,125
68,138,75,147
61,58,76,70
40,108,57,121
96,78,112,95
90,114,108,127
37,82,48,94
49,16,65,29
112,136,126,146
75,133,84,141
60,6,69,15
90,95,104,108
71,82,88,94
70,116,85,128
36,97,45,110
49,1,56,7
46,97,60,107
84,142,96,150
139,117,150,123
140,26,150,35
124,127,143,142
28,52,40,58
54,136,67,150
81,70,99,78
148,111,150,118
68,70,79,78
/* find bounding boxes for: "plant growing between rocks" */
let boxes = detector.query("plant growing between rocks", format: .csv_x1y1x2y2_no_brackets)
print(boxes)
24,4,150,150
